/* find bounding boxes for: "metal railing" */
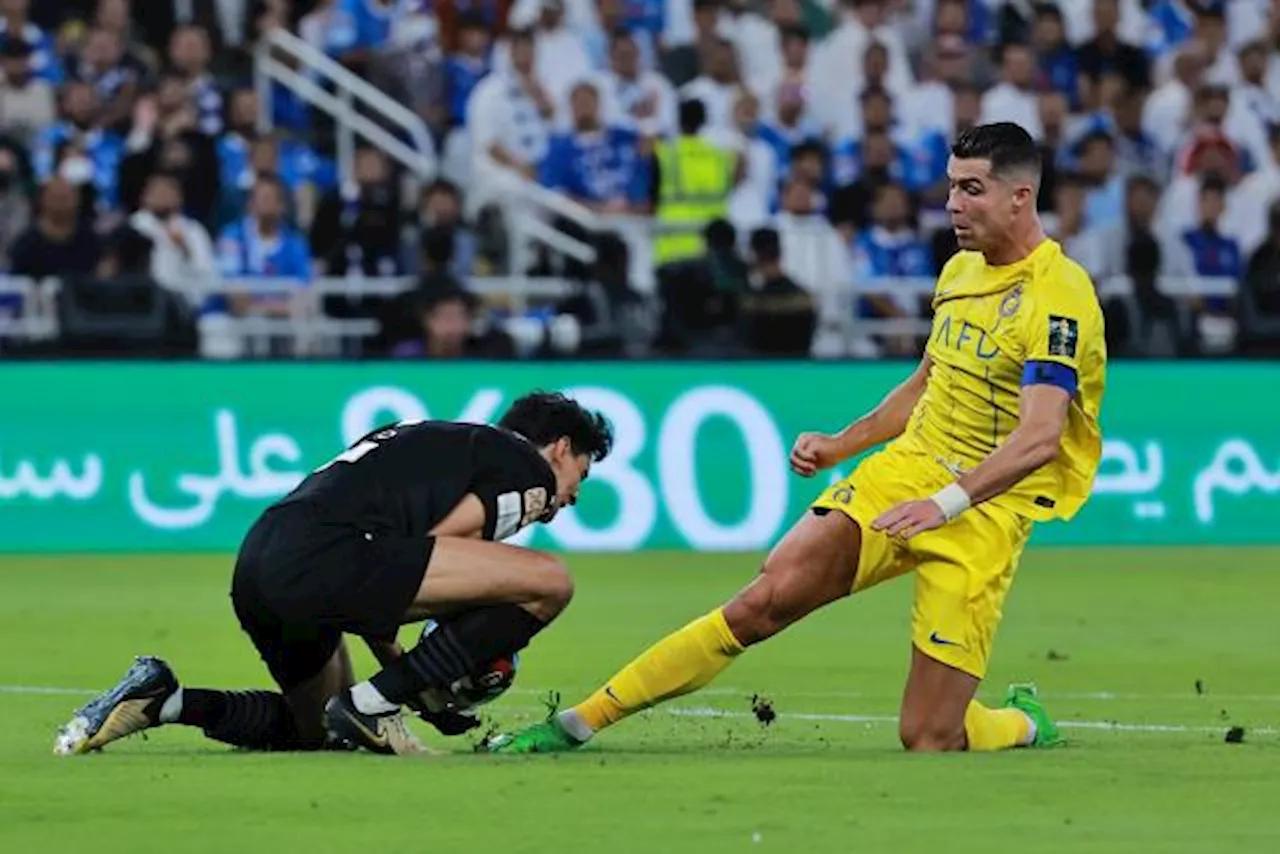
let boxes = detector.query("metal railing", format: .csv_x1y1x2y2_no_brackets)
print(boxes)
253,27,437,183
0,271,1242,358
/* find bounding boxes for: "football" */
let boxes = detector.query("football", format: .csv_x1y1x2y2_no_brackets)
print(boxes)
413,619,520,713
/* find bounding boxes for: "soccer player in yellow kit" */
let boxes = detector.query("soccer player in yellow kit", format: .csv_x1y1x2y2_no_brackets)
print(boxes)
491,123,1106,754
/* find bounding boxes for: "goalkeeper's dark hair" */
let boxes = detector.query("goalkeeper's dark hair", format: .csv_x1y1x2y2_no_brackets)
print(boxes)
951,123,1042,185
499,391,613,462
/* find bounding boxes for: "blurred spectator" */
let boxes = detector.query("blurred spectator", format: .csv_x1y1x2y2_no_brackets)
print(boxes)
311,147,404,277
95,0,156,71
324,0,411,70
118,75,219,224
497,0,592,110
738,225,813,356
597,28,676,139
1143,41,1206,156
31,81,123,216
661,0,722,89
407,179,477,279
830,128,898,231
1077,0,1149,101
1236,40,1280,132
1076,173,1187,283
678,36,740,135
652,98,737,265
54,223,199,359
554,230,652,357
952,83,982,138
832,88,913,188
707,88,775,232
1157,141,1244,242
67,26,144,131
1232,125,1280,256
1178,174,1241,318
10,177,101,278
131,0,248,62
0,0,61,83
0,144,28,269
219,132,334,231
1173,84,1264,178
981,43,1042,140
300,0,339,51
1075,130,1125,229
1048,171,1089,260
857,182,931,330
813,0,912,133
468,27,553,196
415,222,465,292
167,24,221,135
1239,199,1280,354
758,74,820,183
902,35,984,140
391,287,515,359
443,13,493,130
742,2,807,109
216,174,310,316
437,0,511,54
654,217,747,356
721,0,780,100
540,81,650,214
0,37,54,147
1110,81,1165,181
1188,4,1238,87
1032,3,1081,111
1036,91,1069,210
128,170,217,293
773,178,852,356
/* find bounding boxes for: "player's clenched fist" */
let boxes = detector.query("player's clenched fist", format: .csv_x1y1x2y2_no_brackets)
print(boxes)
789,432,843,477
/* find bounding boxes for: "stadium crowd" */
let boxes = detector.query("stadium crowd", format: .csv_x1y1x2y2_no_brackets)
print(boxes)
1,0,1279,359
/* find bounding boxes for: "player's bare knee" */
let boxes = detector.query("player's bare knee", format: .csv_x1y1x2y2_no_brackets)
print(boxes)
724,566,806,645
899,718,966,752
527,554,574,619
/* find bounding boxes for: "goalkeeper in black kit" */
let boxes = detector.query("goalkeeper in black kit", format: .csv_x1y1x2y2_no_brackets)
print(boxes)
55,392,612,757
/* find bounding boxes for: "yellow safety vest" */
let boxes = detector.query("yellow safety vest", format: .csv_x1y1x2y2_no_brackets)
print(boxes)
653,136,734,265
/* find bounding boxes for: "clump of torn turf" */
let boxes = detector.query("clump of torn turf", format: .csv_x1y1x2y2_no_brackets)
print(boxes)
750,694,777,726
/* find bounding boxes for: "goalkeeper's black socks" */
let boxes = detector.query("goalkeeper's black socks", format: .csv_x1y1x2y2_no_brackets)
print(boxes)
364,604,546,708
175,689,309,750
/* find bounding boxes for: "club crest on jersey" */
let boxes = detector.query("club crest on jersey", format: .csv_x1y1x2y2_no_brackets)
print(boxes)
999,284,1023,319
1048,315,1079,358
522,487,549,526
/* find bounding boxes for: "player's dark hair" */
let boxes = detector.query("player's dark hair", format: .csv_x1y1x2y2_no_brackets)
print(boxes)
498,391,613,462
951,123,1042,183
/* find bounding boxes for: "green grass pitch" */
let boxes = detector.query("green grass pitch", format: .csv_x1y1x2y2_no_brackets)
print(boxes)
2,549,1278,853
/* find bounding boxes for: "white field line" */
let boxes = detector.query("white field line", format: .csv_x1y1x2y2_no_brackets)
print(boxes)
6,684,1273,736
515,687,1280,703
10,684,1277,703
668,707,1279,736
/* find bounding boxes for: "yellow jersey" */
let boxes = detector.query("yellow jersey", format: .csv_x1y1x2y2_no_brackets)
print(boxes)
891,239,1106,521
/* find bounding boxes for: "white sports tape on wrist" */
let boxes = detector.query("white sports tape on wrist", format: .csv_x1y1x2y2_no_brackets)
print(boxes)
930,483,972,521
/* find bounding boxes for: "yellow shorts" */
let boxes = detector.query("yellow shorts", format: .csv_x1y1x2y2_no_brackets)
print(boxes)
810,448,1032,679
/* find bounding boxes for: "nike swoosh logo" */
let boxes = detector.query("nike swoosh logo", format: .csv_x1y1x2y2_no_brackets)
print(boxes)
347,710,390,749
929,631,964,648
604,685,621,704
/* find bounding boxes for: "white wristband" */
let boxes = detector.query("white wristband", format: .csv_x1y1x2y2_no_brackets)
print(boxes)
930,483,972,521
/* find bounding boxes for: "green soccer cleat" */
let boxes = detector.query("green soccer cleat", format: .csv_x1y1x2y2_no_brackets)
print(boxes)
1003,683,1065,748
486,718,584,754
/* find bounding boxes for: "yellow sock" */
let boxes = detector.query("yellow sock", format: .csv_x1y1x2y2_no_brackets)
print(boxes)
570,608,745,734
964,700,1032,751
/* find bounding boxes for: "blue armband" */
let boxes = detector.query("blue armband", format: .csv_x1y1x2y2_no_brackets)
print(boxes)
1021,360,1078,395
